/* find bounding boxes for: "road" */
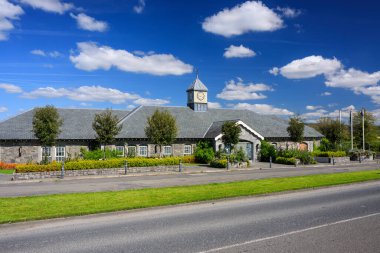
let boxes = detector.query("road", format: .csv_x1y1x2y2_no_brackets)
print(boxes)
0,163,378,197
0,181,379,253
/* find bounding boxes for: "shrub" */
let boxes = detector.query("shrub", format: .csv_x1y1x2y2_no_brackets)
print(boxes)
210,159,227,168
194,141,215,164
0,162,17,170
277,149,315,165
181,155,196,163
259,141,276,162
275,157,297,165
233,147,248,163
312,151,347,157
81,148,123,160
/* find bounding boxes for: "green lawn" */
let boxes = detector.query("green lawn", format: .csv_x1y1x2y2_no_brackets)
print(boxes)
1,169,380,224
0,169,14,174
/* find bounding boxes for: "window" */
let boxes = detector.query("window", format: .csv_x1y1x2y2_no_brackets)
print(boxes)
184,145,192,155
127,146,136,157
116,146,125,157
55,146,65,162
163,146,172,156
42,147,51,157
139,146,148,157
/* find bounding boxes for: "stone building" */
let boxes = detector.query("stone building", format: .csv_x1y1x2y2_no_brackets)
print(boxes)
0,76,323,164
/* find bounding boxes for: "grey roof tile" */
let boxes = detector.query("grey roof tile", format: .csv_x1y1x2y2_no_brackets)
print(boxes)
186,77,208,91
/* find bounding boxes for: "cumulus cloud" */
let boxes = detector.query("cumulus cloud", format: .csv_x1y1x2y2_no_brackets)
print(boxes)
0,0,24,40
321,91,332,96
0,106,8,112
208,102,222,109
20,0,73,14
276,7,301,18
133,98,169,106
0,83,22,93
133,0,145,14
325,68,380,88
306,105,322,110
301,105,356,122
233,103,294,116
70,13,108,32
70,42,193,76
270,55,342,79
223,45,256,58
30,49,62,57
202,1,283,37
216,78,272,101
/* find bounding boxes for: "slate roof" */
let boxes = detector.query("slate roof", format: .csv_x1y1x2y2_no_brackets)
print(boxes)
186,76,208,91
204,120,239,139
0,106,323,140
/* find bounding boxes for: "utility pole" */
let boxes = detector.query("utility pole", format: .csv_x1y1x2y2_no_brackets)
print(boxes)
339,110,342,149
361,108,365,151
350,109,353,150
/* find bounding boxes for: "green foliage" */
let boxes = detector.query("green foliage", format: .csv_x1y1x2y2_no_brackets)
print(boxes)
259,141,276,162
287,115,304,143
92,109,122,147
194,141,215,164
81,148,123,160
316,117,348,148
311,151,347,157
209,159,227,168
277,149,315,164
32,105,63,146
221,121,241,151
127,147,136,158
232,147,248,163
15,156,196,173
318,138,333,151
275,157,297,165
353,110,377,150
145,110,178,156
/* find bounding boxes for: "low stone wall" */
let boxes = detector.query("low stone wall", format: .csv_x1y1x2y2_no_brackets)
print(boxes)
229,162,250,168
13,165,181,180
314,156,350,164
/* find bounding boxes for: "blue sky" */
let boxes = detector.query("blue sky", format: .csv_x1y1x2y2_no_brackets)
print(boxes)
0,0,379,123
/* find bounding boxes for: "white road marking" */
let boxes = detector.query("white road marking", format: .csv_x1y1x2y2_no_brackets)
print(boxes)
198,212,380,253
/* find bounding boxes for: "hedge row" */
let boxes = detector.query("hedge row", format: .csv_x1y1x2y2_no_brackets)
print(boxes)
209,159,227,168
311,151,347,158
0,162,17,170
15,156,195,173
275,157,297,165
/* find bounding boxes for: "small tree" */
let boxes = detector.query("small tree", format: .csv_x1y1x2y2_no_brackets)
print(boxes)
33,105,63,163
221,121,241,153
145,110,178,157
194,141,214,164
316,117,348,150
92,109,122,159
287,115,304,143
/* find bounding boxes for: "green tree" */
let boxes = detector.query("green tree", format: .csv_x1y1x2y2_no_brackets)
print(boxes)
32,105,63,147
316,117,348,150
194,141,215,163
353,110,377,150
145,110,178,157
287,115,304,143
92,109,122,159
259,141,276,162
221,121,241,152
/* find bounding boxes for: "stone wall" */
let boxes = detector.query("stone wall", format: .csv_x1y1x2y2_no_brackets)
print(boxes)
314,156,351,164
0,142,40,163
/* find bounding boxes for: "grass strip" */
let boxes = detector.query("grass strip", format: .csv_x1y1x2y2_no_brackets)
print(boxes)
0,169,14,175
1,169,380,224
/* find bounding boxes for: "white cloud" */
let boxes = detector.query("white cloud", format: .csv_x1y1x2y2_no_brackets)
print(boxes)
31,49,62,57
233,103,294,116
217,78,272,101
0,83,22,93
70,42,193,76
224,45,256,58
20,0,73,14
301,105,356,122
202,1,283,37
0,0,24,40
0,106,8,112
306,105,322,111
208,102,222,109
301,109,328,119
271,55,342,79
321,91,332,96
276,7,301,18
133,98,169,106
325,68,380,88
133,0,145,14
70,13,108,32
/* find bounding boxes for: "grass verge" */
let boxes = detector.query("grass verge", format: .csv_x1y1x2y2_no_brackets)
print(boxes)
0,169,14,175
1,169,380,224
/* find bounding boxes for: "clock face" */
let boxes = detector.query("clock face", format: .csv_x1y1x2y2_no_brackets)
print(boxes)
197,92,205,101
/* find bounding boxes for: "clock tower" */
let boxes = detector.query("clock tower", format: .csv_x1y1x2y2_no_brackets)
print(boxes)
187,74,208,112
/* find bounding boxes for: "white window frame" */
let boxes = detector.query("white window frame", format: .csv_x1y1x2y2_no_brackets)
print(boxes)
184,145,192,155
55,146,65,162
42,146,51,157
115,146,125,157
163,146,172,156
139,146,148,157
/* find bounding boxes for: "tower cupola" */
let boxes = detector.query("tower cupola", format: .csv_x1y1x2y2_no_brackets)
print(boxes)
187,74,208,112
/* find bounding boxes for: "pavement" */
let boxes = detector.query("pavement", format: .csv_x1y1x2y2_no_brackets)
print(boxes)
1,181,379,253
0,162,378,197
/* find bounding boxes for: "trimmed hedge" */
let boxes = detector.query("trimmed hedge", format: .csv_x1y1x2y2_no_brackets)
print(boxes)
311,151,346,158
210,159,227,168
15,156,195,173
0,162,17,170
275,157,297,165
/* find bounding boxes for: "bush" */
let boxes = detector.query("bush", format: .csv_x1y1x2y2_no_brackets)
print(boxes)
210,159,227,168
312,151,347,157
275,157,297,165
277,149,315,165
0,162,17,170
233,147,248,163
260,141,276,162
81,148,123,160
194,141,215,164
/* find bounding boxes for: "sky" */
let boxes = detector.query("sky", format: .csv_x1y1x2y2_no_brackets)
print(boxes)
0,0,380,124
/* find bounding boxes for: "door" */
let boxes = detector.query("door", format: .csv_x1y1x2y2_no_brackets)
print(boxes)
299,142,308,151
246,143,253,160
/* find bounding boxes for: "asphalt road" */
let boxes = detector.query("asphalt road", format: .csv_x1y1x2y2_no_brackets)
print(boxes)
0,182,379,253
0,163,378,197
